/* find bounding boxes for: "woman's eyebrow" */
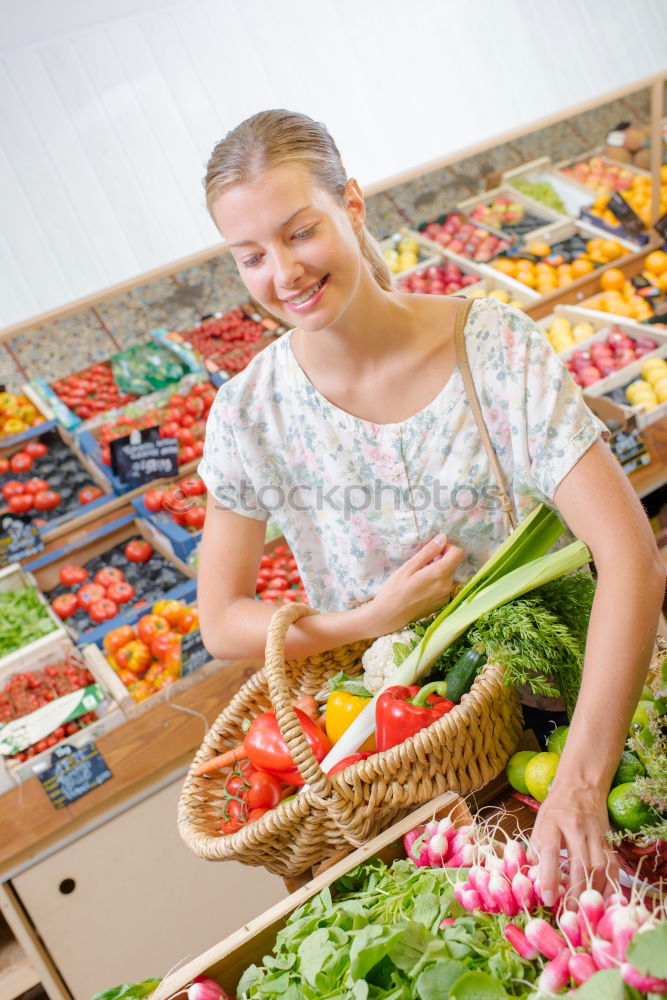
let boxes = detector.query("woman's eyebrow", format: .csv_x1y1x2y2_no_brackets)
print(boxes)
229,206,312,248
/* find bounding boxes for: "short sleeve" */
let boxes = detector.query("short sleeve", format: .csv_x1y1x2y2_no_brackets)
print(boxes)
488,301,609,500
197,387,269,523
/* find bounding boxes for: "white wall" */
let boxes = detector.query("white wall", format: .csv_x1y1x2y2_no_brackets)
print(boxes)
1,0,666,328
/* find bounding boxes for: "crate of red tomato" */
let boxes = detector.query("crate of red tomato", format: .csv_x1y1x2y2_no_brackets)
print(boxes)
24,513,196,646
131,474,207,560
256,539,308,606
0,426,111,541
0,631,124,788
76,372,216,495
161,304,286,378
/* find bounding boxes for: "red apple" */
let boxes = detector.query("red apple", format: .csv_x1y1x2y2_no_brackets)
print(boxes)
579,367,603,386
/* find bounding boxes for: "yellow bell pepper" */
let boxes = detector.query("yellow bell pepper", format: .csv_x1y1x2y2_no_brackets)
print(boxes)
325,691,376,751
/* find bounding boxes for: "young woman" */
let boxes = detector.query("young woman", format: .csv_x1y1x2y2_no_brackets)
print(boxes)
196,109,665,902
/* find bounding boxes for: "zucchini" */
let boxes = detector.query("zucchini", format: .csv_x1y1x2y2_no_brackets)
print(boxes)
444,647,486,703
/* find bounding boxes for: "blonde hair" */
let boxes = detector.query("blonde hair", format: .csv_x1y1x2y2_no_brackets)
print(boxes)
204,109,393,291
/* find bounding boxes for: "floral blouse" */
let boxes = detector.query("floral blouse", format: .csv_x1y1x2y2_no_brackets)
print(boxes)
199,298,607,613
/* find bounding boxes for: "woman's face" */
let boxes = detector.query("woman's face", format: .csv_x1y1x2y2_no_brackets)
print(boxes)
211,164,366,330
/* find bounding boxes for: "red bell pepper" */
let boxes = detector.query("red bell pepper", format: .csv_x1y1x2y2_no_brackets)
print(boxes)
376,682,455,752
244,707,332,786
327,751,374,776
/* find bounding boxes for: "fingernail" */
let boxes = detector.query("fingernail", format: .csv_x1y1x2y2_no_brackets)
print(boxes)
542,890,555,906
433,534,446,545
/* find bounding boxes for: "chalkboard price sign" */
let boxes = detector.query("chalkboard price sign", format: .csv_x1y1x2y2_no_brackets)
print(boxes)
0,513,44,567
607,193,645,237
180,630,210,678
654,211,667,241
37,742,112,808
110,427,179,486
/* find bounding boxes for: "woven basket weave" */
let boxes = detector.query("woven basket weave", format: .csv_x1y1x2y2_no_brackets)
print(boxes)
178,603,523,876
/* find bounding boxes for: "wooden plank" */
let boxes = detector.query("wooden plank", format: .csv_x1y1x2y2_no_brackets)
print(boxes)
0,917,40,1000
650,78,664,226
0,883,71,1000
0,658,260,871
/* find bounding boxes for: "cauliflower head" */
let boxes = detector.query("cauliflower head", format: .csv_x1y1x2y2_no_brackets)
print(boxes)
361,628,417,694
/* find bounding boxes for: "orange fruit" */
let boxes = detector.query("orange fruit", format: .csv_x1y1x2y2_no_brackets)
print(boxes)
646,250,667,276
572,258,594,277
493,259,517,277
527,241,551,257
599,268,626,292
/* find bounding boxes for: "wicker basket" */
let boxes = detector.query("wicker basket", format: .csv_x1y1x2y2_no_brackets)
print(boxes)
178,603,523,876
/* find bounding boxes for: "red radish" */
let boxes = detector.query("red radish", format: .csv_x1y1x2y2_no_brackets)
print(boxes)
447,844,474,868
403,828,425,864
595,908,615,942
578,888,604,940
489,871,518,917
559,909,582,948
610,907,640,959
454,883,483,913
510,871,535,913
439,917,455,928
187,977,229,1000
524,917,568,960
503,922,538,960
591,936,617,970
424,820,439,837
449,827,473,855
621,963,667,995
538,949,572,994
427,832,449,866
503,840,527,878
482,853,505,874
474,867,500,914
569,951,597,986
436,816,456,840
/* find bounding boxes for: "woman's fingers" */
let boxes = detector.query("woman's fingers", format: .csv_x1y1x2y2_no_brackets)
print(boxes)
406,533,449,570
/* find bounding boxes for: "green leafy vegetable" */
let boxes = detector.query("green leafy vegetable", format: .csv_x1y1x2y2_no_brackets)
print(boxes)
0,586,58,658
90,979,161,1000
625,924,667,979
571,969,625,999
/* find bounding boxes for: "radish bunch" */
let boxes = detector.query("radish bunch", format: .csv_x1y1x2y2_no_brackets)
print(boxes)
403,819,667,995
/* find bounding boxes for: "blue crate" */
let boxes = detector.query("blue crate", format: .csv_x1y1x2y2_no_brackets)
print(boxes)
27,379,82,432
131,495,201,560
24,513,196,647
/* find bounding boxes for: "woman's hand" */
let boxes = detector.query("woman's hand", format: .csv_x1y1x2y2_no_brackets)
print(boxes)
529,776,618,905
366,533,465,636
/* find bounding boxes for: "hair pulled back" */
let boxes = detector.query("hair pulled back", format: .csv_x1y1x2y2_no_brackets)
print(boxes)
204,109,392,291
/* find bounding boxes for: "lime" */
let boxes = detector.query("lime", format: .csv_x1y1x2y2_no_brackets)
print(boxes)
524,752,560,803
546,725,569,756
607,783,660,833
630,700,655,732
612,750,646,787
506,750,538,794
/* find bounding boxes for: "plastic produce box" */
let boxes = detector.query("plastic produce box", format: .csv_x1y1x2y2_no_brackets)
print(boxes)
0,562,67,674
379,229,439,277
0,423,114,539
583,347,667,430
501,156,594,218
156,790,472,1000
75,370,213,494
458,185,565,241
0,630,125,790
23,513,196,647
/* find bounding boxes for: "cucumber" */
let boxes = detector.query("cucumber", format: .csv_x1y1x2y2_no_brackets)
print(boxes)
444,647,486,703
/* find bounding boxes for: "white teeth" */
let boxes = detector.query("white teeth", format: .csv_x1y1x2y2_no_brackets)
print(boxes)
290,277,325,305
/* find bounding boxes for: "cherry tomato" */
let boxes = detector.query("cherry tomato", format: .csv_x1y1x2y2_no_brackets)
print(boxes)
9,452,33,473
8,494,33,513
0,458,8,475
94,567,125,588
89,598,119,623
221,817,244,835
178,445,196,464
124,539,153,563
150,630,181,660
168,394,185,408
79,486,104,505
159,421,180,440
137,613,170,645
77,583,106,610
2,481,25,500
174,427,194,445
192,440,205,457
52,593,79,619
106,580,135,605
33,490,61,511
246,808,270,824
246,771,283,810
180,476,206,497
143,488,166,513
184,396,205,417
267,576,289,591
23,478,49,495
185,506,206,529
25,441,48,461
59,564,89,587
226,798,247,821
190,420,206,440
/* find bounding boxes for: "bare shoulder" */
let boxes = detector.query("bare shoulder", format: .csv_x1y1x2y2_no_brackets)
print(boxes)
394,290,470,348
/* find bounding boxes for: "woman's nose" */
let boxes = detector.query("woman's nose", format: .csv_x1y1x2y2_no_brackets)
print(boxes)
272,247,304,289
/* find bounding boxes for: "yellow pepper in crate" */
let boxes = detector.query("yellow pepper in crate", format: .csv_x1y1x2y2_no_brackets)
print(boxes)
325,691,376,751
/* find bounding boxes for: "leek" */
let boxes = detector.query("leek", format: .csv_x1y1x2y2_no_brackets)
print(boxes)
320,505,590,773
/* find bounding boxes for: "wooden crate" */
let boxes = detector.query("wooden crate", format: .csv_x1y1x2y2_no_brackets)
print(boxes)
0,564,66,675
154,790,473,1000
501,156,594,218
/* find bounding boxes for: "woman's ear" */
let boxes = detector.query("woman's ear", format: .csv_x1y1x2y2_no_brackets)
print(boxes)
343,178,366,234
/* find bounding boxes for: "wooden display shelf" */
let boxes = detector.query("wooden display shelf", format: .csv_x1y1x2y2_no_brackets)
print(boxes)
0,915,39,1000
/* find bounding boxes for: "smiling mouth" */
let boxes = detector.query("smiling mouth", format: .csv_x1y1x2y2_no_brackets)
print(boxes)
283,275,328,306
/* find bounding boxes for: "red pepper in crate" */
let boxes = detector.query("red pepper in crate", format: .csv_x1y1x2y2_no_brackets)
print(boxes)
376,682,455,752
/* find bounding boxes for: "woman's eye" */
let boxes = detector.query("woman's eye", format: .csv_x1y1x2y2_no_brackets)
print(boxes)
241,255,261,268
294,226,316,240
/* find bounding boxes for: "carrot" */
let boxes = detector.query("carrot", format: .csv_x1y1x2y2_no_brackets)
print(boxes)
193,743,246,777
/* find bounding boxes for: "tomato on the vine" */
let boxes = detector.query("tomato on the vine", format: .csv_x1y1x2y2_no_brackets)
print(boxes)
106,580,135,605
52,593,79,619
247,808,270,824
94,567,125,588
89,598,119,623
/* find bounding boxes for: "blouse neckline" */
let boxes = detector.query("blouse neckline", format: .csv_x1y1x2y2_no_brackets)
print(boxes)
285,299,478,430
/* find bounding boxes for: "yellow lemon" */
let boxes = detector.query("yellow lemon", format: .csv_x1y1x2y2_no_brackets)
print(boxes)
524,752,560,803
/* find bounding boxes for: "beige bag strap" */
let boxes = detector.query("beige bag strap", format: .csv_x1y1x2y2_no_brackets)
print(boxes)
454,298,518,535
